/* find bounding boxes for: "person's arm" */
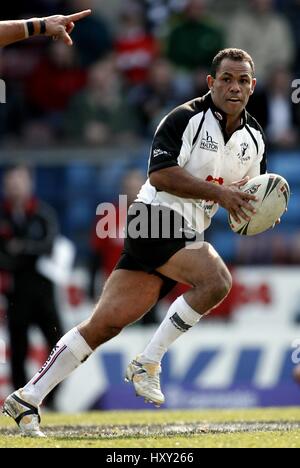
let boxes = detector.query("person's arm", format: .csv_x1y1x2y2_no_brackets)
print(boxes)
0,9,91,47
150,166,257,223
0,222,18,271
22,202,59,256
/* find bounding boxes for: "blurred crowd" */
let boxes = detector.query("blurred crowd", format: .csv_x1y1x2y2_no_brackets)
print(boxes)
1,0,300,150
1,2,300,401
0,0,300,336
0,0,300,271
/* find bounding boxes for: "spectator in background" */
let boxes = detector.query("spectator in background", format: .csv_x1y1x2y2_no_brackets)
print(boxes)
165,0,224,71
90,168,145,297
141,0,186,36
280,0,300,74
226,0,295,84
0,166,63,409
114,0,160,87
247,66,300,148
23,41,87,145
207,0,248,16
0,8,92,121
128,57,186,137
69,0,113,66
264,67,300,149
185,67,210,101
90,168,158,324
92,0,121,31
64,58,139,146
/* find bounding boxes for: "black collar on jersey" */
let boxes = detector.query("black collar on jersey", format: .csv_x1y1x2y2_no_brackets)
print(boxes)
205,92,247,143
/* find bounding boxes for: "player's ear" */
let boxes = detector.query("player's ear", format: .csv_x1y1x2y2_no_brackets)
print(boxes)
207,75,214,91
250,78,257,95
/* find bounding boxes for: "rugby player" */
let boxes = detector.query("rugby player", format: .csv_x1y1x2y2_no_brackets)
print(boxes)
3,48,267,436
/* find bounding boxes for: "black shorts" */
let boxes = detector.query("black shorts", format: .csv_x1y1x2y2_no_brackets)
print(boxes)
115,202,198,299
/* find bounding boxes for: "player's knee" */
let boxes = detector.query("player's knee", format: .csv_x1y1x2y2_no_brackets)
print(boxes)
93,313,124,339
221,267,232,296
80,315,124,349
209,266,232,305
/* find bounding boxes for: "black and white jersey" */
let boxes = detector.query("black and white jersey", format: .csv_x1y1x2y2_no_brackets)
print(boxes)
137,92,267,233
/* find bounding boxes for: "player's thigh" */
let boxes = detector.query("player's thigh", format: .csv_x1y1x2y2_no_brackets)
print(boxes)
89,269,163,327
156,241,231,287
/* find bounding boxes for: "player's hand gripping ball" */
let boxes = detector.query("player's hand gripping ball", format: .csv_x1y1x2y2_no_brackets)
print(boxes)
229,173,290,236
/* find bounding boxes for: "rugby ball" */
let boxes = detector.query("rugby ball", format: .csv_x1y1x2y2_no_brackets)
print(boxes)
229,173,290,236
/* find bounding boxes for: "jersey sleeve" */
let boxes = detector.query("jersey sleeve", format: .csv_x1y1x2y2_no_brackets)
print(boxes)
148,106,194,175
258,128,267,175
246,125,267,178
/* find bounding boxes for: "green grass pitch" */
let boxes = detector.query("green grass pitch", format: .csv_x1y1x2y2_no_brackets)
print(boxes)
0,407,300,448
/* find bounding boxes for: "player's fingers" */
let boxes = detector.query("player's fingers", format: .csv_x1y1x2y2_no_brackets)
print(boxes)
236,206,251,222
60,29,73,46
64,33,73,46
66,9,91,23
240,199,256,214
236,176,250,188
52,24,73,45
242,192,258,202
229,208,242,224
66,22,75,34
230,212,241,224
232,176,249,188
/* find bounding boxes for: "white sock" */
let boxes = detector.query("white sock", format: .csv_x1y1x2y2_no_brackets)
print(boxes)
141,295,201,364
20,327,92,407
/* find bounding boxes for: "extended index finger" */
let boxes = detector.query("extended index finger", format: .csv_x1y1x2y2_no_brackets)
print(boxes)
66,9,91,23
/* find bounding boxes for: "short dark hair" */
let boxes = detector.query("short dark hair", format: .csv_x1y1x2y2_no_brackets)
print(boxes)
211,48,255,77
3,164,33,180
4,164,31,173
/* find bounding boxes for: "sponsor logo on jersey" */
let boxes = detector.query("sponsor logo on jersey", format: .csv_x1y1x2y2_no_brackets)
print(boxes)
237,143,250,162
200,132,218,152
153,148,173,158
206,175,224,185
203,176,224,207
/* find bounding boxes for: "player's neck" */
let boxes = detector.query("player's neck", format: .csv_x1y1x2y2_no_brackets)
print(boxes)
225,113,243,136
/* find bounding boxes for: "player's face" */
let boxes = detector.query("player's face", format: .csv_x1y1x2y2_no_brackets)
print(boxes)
207,59,256,116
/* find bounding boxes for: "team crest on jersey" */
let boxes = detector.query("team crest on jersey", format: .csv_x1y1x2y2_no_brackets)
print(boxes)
237,143,250,162
200,132,218,152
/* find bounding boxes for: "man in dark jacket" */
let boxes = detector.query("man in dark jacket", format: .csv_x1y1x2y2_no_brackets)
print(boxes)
0,165,63,408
